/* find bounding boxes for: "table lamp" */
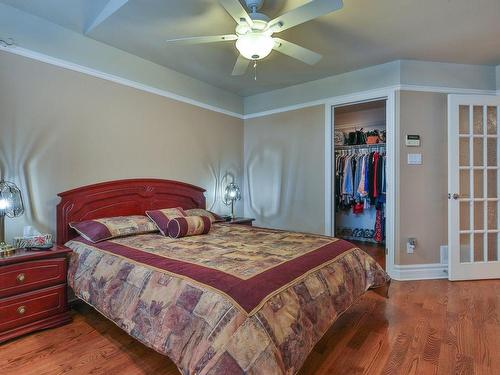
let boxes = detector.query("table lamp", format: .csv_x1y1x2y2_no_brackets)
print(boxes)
223,182,241,219
0,180,24,251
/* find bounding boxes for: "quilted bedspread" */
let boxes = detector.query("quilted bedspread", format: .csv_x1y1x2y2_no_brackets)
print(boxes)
66,224,389,374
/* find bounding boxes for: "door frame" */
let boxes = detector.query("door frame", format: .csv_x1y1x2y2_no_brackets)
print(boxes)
324,88,397,277
448,94,500,280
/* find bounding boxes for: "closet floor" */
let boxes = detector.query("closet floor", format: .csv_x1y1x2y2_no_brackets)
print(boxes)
350,240,386,270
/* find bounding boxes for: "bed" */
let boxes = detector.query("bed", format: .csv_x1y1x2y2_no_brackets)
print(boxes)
57,179,390,375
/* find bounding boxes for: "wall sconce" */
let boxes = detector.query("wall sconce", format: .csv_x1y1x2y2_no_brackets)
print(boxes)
0,180,24,251
223,182,241,219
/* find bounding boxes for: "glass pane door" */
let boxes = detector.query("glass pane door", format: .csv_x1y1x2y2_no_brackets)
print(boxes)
449,96,500,280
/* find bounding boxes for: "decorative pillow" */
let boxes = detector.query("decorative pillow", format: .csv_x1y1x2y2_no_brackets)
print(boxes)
167,215,211,239
145,207,186,235
70,215,157,243
184,208,224,223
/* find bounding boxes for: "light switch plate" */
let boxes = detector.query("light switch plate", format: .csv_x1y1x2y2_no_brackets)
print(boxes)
407,153,422,165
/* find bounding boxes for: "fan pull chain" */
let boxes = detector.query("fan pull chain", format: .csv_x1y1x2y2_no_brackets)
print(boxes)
253,60,257,81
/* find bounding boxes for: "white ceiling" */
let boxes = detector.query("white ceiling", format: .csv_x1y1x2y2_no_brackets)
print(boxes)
3,0,500,96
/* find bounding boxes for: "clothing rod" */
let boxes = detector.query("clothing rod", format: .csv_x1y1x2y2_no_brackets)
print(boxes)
335,143,386,150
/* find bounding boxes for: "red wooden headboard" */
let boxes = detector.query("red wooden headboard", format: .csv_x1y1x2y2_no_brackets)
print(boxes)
56,178,206,245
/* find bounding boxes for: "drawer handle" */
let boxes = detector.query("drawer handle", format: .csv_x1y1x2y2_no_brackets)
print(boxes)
16,273,26,283
17,305,26,315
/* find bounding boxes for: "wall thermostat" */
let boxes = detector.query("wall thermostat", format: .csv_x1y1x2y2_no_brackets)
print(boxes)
406,134,420,147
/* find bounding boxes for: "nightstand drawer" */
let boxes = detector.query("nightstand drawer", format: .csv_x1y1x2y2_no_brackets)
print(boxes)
0,258,67,298
0,284,68,334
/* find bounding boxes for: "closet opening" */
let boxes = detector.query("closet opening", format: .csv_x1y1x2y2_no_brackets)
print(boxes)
333,99,387,268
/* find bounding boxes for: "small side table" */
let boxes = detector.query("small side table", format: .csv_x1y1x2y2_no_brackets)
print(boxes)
225,217,255,226
0,246,72,343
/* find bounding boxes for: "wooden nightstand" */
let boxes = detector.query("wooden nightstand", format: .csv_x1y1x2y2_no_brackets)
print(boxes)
0,246,72,343
225,217,255,226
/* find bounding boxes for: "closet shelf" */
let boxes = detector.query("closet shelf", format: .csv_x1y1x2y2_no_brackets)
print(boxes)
335,143,386,150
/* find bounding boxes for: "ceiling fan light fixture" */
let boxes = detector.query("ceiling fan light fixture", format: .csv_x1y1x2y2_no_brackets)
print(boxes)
166,0,339,75
236,32,274,60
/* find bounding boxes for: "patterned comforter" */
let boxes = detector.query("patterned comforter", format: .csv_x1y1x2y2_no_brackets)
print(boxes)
66,224,389,374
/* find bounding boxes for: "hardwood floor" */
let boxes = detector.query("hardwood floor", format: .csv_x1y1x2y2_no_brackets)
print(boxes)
1,278,498,375
352,240,386,270
299,279,499,375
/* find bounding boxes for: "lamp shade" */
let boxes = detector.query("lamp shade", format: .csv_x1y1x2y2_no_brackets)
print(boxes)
223,182,241,205
0,180,24,218
236,32,274,60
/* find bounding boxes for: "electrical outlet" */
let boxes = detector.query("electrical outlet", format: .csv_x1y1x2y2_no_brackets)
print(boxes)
407,238,416,254
406,243,414,254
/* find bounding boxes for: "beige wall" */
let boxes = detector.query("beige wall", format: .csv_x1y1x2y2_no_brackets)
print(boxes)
397,91,448,264
0,51,244,241
244,92,449,266
243,106,325,234
0,50,450,266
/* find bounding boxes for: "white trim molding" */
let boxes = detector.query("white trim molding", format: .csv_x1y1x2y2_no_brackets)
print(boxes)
0,44,244,119
398,84,497,96
324,88,397,277
2,43,497,121
244,84,498,120
390,263,449,281
245,86,400,119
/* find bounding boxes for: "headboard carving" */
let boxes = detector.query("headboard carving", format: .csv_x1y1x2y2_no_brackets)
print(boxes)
56,179,206,245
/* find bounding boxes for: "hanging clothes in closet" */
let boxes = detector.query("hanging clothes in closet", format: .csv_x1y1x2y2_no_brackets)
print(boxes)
335,148,386,243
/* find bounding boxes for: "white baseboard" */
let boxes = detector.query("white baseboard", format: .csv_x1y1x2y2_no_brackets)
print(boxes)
389,263,448,281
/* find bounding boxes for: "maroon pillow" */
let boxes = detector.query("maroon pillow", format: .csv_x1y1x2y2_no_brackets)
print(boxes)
145,207,186,236
69,215,157,243
167,215,211,238
184,208,224,223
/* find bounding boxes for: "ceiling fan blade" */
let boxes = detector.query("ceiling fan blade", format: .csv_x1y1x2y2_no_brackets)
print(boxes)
165,34,237,45
273,38,322,65
232,55,250,76
268,0,343,33
219,0,254,27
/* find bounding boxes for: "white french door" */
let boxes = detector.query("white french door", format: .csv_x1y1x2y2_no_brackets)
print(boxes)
448,95,500,280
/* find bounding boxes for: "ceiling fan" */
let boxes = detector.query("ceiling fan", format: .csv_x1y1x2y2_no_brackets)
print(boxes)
165,0,343,76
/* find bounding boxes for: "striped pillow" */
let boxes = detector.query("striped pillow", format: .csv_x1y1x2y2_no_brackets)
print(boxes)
184,208,223,223
69,215,157,243
167,215,211,238
145,207,186,236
